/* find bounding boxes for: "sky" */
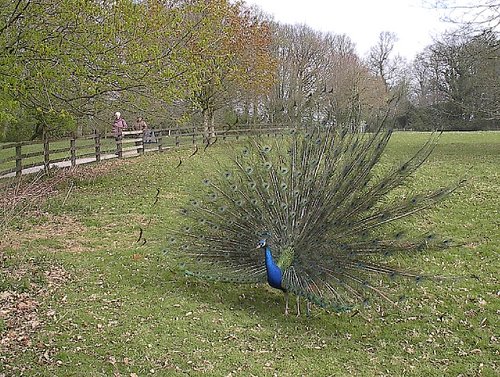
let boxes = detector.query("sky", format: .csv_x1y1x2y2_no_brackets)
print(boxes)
244,0,451,60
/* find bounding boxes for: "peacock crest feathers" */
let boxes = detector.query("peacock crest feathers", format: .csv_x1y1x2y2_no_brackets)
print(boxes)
166,123,460,313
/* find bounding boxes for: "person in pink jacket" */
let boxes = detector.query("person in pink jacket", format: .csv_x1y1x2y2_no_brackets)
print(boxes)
112,111,128,141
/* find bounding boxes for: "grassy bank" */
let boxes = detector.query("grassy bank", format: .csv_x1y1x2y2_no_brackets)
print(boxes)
1,132,498,376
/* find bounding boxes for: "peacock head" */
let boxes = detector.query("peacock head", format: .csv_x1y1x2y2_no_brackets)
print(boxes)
256,239,268,249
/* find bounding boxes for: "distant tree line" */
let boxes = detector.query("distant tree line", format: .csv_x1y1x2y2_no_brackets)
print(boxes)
0,0,498,142
409,30,498,131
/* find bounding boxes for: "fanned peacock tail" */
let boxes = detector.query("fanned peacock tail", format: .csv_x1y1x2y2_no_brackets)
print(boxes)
166,121,460,313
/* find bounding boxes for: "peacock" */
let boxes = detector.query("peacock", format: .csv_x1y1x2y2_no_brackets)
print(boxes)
165,120,460,315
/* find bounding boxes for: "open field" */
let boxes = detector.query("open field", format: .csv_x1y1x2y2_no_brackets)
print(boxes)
1,131,498,376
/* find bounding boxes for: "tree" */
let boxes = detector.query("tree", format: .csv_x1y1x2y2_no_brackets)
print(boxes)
429,0,500,33
409,31,499,130
262,24,387,129
184,0,275,142
0,0,226,139
367,31,401,92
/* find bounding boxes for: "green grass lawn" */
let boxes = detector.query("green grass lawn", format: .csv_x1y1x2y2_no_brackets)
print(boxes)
1,131,498,376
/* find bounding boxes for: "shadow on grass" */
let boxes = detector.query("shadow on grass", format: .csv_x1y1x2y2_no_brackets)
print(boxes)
108,248,358,335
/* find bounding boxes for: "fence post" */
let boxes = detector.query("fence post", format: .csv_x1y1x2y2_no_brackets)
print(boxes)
70,138,76,167
175,128,179,147
136,131,144,154
15,144,22,176
43,131,50,173
94,130,101,162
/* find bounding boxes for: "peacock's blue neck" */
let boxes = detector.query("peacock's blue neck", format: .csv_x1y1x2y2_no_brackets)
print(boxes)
264,246,284,290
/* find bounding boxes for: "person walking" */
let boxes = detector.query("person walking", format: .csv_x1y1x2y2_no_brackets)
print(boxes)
112,112,128,140
112,112,128,155
136,116,156,143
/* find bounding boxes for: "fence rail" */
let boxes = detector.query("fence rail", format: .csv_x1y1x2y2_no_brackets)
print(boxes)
0,125,288,179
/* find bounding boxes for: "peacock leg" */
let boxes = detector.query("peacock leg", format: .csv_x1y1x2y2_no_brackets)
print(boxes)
285,293,290,315
296,296,301,316
306,301,311,317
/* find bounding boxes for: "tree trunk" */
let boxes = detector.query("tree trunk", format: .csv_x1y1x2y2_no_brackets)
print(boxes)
202,108,209,144
202,107,215,143
209,110,215,139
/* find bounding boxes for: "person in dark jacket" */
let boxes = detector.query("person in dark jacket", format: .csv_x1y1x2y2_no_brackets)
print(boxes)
136,116,156,143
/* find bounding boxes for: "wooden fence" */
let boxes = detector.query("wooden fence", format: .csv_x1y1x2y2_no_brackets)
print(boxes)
0,125,287,179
